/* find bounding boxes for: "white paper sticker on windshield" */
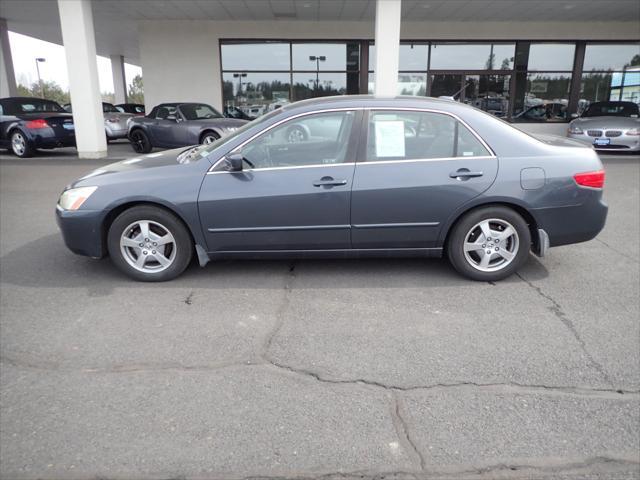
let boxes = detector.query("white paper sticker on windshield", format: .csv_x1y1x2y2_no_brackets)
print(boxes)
375,121,405,158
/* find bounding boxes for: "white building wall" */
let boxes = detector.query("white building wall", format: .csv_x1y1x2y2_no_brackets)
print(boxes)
138,19,640,113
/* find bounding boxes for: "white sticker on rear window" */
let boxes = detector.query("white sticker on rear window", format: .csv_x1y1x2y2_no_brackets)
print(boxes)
374,120,405,158
463,151,474,156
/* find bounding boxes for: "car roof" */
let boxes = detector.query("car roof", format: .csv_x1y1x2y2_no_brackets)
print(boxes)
280,95,459,111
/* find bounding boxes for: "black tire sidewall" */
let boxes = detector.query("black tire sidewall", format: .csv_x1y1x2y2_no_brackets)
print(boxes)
107,206,193,282
200,132,219,144
130,129,152,153
447,206,531,282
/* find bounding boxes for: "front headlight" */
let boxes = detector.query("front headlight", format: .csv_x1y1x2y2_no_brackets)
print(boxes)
568,125,583,134
58,186,98,210
626,128,640,136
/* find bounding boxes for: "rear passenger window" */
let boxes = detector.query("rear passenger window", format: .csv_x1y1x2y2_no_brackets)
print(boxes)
366,110,491,161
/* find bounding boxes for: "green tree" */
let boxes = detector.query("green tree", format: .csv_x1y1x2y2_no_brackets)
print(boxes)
127,74,144,104
16,80,70,105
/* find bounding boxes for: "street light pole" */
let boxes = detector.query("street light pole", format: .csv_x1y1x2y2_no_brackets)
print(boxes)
35,57,46,98
308,55,326,90
233,72,247,101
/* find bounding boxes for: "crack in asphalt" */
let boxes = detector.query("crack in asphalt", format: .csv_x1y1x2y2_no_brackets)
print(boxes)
183,291,195,305
390,392,426,471
515,272,614,387
595,237,640,263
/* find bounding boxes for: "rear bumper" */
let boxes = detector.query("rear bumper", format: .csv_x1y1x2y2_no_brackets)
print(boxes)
105,125,128,139
55,207,105,258
532,194,608,248
31,132,76,149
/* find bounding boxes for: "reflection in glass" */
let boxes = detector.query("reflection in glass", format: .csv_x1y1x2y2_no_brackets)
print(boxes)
527,44,576,71
430,74,463,99
222,72,290,119
464,75,510,117
369,43,428,71
221,42,290,71
292,73,347,101
513,73,571,122
430,43,514,70
580,72,640,114
292,43,348,71
367,73,427,96
583,44,640,71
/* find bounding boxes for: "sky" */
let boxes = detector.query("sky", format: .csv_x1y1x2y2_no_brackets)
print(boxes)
8,31,142,93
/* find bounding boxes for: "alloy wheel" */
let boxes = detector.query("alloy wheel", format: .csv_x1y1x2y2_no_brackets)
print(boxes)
287,128,306,143
130,131,147,153
120,220,176,273
11,132,26,156
462,218,519,272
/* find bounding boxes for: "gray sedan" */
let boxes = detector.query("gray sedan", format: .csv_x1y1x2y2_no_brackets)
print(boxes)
127,102,247,153
56,96,607,282
568,101,640,151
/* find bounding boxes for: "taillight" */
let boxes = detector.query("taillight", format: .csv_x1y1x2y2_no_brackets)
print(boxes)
25,119,48,129
574,170,605,189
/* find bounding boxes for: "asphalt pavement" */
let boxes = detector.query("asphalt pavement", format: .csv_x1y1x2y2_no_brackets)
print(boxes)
0,142,638,480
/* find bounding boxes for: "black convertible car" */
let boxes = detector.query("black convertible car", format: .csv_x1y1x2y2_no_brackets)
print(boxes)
0,97,75,157
127,102,247,153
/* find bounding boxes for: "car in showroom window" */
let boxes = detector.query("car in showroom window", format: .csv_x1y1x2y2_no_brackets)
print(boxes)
567,101,640,151
56,96,607,283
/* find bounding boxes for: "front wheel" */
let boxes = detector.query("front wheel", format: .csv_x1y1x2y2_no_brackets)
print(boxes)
447,206,531,282
107,206,193,282
129,129,152,153
200,131,220,145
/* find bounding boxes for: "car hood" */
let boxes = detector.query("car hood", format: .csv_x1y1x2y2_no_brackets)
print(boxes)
73,146,206,186
571,116,640,129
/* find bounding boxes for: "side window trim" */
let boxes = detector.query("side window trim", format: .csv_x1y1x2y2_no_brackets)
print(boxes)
359,107,495,164
209,108,363,173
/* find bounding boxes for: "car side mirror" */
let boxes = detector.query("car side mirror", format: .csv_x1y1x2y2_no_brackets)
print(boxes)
225,152,244,172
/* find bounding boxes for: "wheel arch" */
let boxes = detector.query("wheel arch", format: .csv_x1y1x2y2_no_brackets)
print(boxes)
199,128,221,144
440,200,540,254
100,200,198,257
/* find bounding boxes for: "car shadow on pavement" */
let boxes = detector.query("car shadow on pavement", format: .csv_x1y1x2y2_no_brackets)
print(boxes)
0,233,549,295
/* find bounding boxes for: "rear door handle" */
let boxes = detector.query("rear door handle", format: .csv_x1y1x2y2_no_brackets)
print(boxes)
313,177,348,187
450,169,484,179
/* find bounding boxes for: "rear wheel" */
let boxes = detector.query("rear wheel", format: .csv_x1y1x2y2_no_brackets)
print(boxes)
107,206,193,282
129,129,152,153
447,206,531,281
11,130,35,158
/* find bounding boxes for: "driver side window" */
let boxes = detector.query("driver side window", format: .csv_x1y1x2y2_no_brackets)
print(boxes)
240,111,355,169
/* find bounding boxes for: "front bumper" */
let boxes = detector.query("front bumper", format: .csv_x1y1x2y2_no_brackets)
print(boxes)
56,207,105,258
568,132,640,151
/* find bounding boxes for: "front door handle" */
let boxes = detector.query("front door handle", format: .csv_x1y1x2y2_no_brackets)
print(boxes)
450,168,484,180
313,176,348,187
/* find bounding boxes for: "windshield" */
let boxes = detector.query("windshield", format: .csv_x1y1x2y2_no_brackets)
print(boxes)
16,99,65,113
179,104,223,120
582,101,639,118
198,109,283,156
102,103,119,113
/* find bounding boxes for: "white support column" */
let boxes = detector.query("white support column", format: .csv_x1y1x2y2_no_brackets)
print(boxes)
57,0,107,158
0,18,17,98
373,0,401,97
110,54,127,104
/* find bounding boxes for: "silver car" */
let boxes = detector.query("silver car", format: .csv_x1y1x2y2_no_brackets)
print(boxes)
63,102,134,141
568,101,640,151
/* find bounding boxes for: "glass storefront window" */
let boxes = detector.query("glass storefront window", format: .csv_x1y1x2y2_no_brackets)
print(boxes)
464,75,511,118
527,44,575,71
367,73,427,96
222,72,290,119
221,42,290,71
430,43,514,70
369,43,428,71
583,44,640,71
513,73,571,122
292,43,349,71
292,73,347,101
580,72,640,114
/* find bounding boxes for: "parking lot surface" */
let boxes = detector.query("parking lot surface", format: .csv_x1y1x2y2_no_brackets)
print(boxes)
0,145,639,479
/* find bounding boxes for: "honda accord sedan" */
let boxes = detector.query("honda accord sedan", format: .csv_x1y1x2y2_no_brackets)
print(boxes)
56,96,607,282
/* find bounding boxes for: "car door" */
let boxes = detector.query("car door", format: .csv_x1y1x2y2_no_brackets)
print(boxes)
198,109,361,252
148,105,180,147
350,109,498,249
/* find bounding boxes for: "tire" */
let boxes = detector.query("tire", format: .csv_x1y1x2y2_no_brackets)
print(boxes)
447,206,531,282
286,125,308,143
10,130,35,158
200,131,220,145
129,129,152,153
107,205,193,282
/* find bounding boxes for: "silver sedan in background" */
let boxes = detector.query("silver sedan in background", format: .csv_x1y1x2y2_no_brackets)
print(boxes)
568,101,640,151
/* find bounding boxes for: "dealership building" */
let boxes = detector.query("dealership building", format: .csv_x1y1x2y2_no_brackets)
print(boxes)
0,0,638,158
